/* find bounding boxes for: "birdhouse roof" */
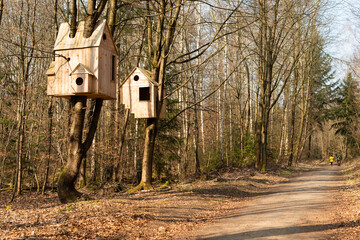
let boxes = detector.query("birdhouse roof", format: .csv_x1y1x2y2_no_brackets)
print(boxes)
54,20,117,55
120,67,159,87
46,61,55,76
70,63,94,76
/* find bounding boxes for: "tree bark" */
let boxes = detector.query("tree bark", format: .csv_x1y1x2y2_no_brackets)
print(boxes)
58,97,87,203
287,91,296,167
140,118,157,189
58,97,103,203
43,0,57,194
113,109,129,182
69,0,77,38
192,82,201,176
84,0,107,38
42,98,53,194
108,0,117,35
0,0,4,26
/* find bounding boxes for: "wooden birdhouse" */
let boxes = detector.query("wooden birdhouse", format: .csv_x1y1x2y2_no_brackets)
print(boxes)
46,20,118,100
120,67,166,119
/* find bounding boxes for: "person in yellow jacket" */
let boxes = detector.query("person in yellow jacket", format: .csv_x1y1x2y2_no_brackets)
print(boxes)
330,155,334,166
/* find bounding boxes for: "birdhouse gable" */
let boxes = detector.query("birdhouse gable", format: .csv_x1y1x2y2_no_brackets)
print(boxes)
120,67,158,88
54,20,117,55
46,61,55,76
70,63,94,76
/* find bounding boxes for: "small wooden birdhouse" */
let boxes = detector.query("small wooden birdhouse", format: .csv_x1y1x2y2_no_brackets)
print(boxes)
120,67,166,119
46,20,118,100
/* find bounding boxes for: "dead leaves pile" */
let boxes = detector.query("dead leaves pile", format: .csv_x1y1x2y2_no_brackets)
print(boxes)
329,161,360,240
0,167,299,239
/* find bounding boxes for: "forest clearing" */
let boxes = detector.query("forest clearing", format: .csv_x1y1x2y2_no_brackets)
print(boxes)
1,0,360,239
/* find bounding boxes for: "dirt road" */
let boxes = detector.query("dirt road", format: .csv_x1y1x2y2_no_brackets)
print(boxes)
188,166,342,240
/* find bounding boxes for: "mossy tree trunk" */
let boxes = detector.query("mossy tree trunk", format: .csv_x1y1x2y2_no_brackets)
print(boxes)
58,97,103,203
57,0,108,203
58,97,86,203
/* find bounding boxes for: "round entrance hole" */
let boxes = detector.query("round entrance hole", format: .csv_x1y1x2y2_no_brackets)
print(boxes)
134,75,139,81
103,34,107,40
76,77,84,86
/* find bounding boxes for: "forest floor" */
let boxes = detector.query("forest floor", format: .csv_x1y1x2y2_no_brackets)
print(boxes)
1,161,360,239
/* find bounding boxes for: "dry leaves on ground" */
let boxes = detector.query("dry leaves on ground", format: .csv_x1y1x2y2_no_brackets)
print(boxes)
0,166,312,239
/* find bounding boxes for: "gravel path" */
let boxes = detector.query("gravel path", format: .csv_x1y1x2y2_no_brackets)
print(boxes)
188,166,342,240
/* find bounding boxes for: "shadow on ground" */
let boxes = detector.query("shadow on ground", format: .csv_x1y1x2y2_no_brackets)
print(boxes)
195,220,358,240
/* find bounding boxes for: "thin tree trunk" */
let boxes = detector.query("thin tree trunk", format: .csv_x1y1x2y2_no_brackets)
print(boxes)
42,0,58,194
90,137,96,182
287,90,296,167
0,0,4,25
137,0,181,189
42,98,53,194
114,109,130,182
294,74,311,164
134,119,140,183
278,103,286,163
197,3,205,155
192,83,201,176
307,132,311,159
69,0,77,38
181,118,191,181
108,0,117,34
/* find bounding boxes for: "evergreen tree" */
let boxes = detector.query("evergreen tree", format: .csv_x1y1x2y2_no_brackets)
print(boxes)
329,73,360,156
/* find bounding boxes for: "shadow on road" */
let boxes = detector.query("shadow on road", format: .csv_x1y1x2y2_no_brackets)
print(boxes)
195,220,356,240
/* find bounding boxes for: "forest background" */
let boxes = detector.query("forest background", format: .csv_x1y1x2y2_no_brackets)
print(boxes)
0,0,360,202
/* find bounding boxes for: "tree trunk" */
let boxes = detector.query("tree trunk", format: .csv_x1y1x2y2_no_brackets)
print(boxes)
293,74,311,164
307,132,311,159
0,0,4,25
113,109,129,182
108,0,117,34
58,97,87,203
58,97,103,203
139,118,157,189
287,91,296,167
69,0,77,38
192,83,201,176
90,137,96,182
42,98,53,194
136,0,181,189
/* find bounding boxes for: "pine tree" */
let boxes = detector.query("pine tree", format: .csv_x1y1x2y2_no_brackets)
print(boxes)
329,73,360,156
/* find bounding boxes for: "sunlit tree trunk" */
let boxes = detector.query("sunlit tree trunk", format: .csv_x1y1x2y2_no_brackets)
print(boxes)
42,98,53,194
137,0,182,189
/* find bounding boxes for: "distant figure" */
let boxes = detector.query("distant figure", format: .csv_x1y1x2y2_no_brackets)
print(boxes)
337,153,342,166
329,155,334,166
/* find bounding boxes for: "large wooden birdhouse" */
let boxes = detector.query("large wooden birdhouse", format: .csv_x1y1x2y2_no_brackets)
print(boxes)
120,67,166,119
46,20,118,100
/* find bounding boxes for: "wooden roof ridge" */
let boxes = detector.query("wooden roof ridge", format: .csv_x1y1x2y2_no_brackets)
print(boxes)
70,63,94,76
54,20,118,55
120,67,158,87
